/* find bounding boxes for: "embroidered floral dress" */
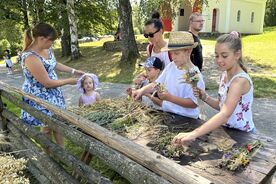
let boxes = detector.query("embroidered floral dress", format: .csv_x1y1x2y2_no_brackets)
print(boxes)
21,49,65,126
218,71,255,132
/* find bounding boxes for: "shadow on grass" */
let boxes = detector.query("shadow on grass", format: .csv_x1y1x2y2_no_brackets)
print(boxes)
244,56,275,71
252,75,276,98
54,45,146,84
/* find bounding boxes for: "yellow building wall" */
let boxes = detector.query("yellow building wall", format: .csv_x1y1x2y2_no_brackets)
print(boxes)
229,0,266,33
201,0,266,34
201,0,228,33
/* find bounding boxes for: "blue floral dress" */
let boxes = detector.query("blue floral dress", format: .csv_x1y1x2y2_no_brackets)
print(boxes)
21,49,65,126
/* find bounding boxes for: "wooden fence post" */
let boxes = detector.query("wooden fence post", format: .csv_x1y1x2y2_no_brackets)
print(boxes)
0,91,7,132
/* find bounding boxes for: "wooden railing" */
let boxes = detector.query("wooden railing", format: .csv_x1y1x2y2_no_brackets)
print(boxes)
0,81,212,184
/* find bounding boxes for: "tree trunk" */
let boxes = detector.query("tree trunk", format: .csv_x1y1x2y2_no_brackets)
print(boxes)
66,0,81,60
118,0,140,62
60,0,71,57
21,0,30,30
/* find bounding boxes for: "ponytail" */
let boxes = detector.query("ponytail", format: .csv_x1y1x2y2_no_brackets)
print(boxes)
23,29,33,51
239,59,247,73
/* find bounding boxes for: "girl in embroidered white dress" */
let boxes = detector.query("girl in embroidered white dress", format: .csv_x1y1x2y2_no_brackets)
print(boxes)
172,31,256,146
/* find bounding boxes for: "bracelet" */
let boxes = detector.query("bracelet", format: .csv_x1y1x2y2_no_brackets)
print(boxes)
71,69,75,75
202,94,209,102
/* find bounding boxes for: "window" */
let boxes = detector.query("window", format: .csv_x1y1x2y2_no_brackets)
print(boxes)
180,9,184,16
251,12,254,23
237,10,241,22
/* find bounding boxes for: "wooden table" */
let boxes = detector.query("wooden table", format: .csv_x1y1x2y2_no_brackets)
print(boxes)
161,115,276,184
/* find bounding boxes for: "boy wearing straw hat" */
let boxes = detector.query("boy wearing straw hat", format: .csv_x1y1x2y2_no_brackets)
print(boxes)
132,31,205,119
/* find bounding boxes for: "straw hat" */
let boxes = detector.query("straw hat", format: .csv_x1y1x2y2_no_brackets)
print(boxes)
161,31,198,51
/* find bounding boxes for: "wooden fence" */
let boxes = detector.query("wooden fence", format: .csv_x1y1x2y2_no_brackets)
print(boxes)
0,81,212,184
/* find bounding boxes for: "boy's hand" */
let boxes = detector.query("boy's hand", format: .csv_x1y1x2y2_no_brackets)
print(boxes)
158,91,171,101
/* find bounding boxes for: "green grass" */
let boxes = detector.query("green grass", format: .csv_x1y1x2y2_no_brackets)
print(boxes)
201,26,276,98
55,37,146,84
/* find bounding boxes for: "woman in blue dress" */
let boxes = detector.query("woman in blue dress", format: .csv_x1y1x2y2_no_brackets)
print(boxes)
21,23,84,148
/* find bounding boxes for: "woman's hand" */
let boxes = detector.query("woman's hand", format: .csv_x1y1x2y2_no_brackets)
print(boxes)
67,78,78,85
73,69,85,77
171,131,197,146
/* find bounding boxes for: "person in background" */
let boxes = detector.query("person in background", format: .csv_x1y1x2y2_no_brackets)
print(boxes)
21,22,84,148
3,49,13,74
189,12,204,71
172,31,255,146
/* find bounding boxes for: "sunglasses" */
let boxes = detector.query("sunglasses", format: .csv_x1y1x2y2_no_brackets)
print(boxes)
144,29,160,38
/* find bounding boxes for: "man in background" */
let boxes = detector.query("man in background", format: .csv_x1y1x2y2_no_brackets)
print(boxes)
189,12,204,71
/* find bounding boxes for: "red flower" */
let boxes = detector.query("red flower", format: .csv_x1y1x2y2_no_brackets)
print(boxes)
246,144,252,153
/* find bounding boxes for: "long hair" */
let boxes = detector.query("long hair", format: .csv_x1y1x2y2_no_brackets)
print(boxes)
216,31,247,73
23,23,57,51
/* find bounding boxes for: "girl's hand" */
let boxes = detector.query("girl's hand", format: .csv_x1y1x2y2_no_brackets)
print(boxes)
193,87,207,100
171,132,197,146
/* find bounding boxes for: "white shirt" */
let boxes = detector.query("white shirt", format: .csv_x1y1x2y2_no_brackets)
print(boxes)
147,44,171,67
156,62,205,119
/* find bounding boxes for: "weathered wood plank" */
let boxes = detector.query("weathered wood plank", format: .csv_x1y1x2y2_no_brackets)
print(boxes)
2,89,172,184
8,129,76,184
3,109,112,184
10,137,52,184
0,82,212,184
0,92,7,131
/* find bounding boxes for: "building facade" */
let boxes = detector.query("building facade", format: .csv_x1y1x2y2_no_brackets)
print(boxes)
171,0,267,34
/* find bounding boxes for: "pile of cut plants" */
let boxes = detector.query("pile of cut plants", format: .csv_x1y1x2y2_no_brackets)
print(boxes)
69,99,262,172
0,133,29,183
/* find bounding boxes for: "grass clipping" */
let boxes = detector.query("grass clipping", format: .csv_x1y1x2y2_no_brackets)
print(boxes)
69,99,200,158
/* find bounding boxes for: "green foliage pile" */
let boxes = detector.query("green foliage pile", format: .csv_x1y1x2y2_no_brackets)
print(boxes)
69,99,208,159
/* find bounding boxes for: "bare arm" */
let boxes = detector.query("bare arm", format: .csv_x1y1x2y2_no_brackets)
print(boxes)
193,87,220,110
172,78,250,144
132,82,156,100
25,55,77,88
56,63,84,77
79,96,84,107
158,91,197,108
96,92,101,101
204,95,220,110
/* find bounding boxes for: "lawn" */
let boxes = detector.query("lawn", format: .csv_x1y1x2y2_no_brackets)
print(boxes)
200,27,276,98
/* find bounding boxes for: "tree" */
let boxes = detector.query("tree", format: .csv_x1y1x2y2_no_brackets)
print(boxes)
67,0,81,60
118,0,139,62
265,0,276,26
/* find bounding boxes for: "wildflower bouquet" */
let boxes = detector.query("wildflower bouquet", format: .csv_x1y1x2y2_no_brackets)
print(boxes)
220,140,262,171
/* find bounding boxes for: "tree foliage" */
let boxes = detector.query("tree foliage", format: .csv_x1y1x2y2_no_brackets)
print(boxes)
136,0,208,33
265,0,276,26
0,0,119,57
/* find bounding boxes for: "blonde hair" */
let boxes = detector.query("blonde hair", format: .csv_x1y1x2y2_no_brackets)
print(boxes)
189,12,202,23
216,32,247,73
